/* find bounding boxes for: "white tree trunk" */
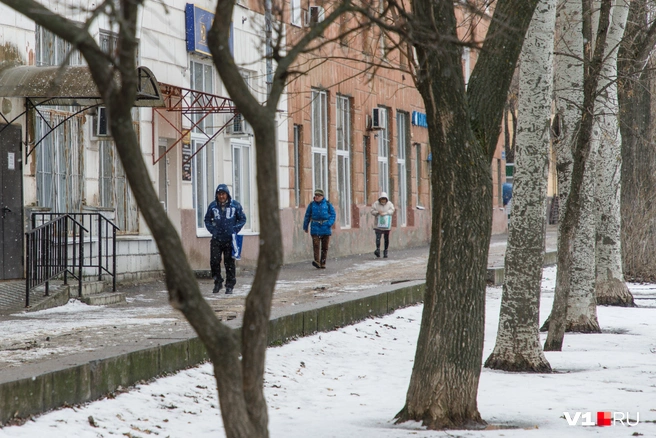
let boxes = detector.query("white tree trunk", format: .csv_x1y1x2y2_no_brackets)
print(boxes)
567,149,600,332
485,0,555,372
594,0,635,307
550,0,599,333
552,0,583,210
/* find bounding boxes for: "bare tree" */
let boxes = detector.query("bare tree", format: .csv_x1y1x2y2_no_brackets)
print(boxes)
485,0,555,373
594,0,633,307
545,0,614,351
0,0,364,436
394,0,539,429
619,0,656,283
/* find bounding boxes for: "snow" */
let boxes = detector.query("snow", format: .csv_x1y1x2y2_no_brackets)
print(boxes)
2,266,656,437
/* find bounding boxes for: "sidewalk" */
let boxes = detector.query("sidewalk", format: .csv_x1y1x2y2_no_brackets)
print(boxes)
0,227,557,424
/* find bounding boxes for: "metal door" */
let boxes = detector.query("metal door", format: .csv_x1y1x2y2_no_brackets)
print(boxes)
0,124,23,279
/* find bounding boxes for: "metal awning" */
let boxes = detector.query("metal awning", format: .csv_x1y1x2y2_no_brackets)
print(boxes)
153,84,238,165
0,64,165,156
0,64,164,107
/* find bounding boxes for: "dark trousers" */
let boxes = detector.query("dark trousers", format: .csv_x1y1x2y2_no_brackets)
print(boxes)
210,240,236,288
312,235,330,266
375,230,390,251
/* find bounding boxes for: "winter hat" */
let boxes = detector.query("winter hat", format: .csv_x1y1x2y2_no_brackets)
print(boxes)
378,192,388,201
314,188,325,197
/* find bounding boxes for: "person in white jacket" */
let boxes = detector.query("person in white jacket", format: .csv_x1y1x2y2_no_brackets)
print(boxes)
370,192,395,258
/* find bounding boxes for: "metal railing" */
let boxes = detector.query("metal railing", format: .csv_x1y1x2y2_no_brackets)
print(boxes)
25,215,86,307
27,212,119,307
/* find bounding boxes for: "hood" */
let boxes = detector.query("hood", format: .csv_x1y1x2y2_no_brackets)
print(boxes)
216,184,232,200
378,192,388,201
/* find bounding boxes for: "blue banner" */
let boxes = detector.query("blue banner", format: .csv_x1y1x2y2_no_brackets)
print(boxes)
185,4,216,56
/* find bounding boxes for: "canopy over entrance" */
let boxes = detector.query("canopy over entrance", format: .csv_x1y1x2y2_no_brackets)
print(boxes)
0,64,164,156
0,64,164,107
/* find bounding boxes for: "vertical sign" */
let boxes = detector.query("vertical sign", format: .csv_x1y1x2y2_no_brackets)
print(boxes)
7,152,14,170
182,135,192,181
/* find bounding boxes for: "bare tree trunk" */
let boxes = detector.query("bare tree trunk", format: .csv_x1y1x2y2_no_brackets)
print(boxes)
485,0,554,373
594,1,634,307
619,0,656,282
543,0,583,342
545,0,613,350
396,0,539,429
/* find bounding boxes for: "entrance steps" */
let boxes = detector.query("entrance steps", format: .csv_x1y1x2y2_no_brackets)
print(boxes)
78,280,126,306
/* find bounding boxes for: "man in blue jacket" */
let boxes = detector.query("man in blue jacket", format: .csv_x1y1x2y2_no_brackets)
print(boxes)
204,184,247,294
303,188,336,269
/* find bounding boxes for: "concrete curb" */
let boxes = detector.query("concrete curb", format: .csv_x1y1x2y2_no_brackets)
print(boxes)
0,281,425,425
486,250,557,285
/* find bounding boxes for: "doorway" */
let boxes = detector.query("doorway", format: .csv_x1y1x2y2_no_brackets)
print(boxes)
0,124,23,279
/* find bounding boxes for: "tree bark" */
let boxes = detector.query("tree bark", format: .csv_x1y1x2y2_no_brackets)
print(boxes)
594,1,634,307
545,0,613,350
619,0,656,282
485,0,554,373
396,0,539,429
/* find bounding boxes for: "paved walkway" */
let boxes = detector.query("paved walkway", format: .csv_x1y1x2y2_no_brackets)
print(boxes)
0,228,558,375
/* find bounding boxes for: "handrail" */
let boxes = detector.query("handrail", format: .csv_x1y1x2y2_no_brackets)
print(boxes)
25,215,86,307
27,212,120,307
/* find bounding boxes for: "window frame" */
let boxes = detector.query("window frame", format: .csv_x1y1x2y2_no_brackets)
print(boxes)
396,111,409,227
336,95,352,228
377,106,389,194
232,140,254,232
311,89,329,198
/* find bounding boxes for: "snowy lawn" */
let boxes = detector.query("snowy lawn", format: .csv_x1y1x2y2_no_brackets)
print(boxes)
2,266,656,437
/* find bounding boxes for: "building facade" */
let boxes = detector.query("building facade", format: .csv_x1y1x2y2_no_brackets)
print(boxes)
0,1,507,284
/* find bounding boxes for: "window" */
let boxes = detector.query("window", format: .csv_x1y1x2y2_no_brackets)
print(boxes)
294,125,302,207
232,142,253,231
462,46,471,88
363,136,369,201
377,107,389,194
35,26,83,213
100,29,140,63
192,137,215,230
99,140,139,233
190,59,215,134
35,25,82,66
415,143,422,207
397,111,408,226
36,111,83,212
291,0,302,27
190,59,216,231
336,96,351,227
497,158,503,207
311,89,328,197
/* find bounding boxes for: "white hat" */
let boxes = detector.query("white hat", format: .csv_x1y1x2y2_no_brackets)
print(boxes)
379,192,388,200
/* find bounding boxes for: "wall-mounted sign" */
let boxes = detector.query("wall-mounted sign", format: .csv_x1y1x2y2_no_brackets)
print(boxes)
412,111,428,128
185,4,233,57
185,4,214,56
7,152,14,170
182,139,192,181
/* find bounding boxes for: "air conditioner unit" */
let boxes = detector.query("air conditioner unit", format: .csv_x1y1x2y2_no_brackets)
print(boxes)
94,106,110,137
226,114,252,136
306,6,325,26
371,108,383,130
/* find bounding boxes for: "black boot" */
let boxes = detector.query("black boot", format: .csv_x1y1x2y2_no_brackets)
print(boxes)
374,248,380,258
213,281,223,293
383,250,388,258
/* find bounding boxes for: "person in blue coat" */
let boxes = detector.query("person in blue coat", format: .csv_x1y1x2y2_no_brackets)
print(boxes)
204,184,247,294
303,188,336,269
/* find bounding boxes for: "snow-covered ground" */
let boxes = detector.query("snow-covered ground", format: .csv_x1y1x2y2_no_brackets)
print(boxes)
2,266,656,437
